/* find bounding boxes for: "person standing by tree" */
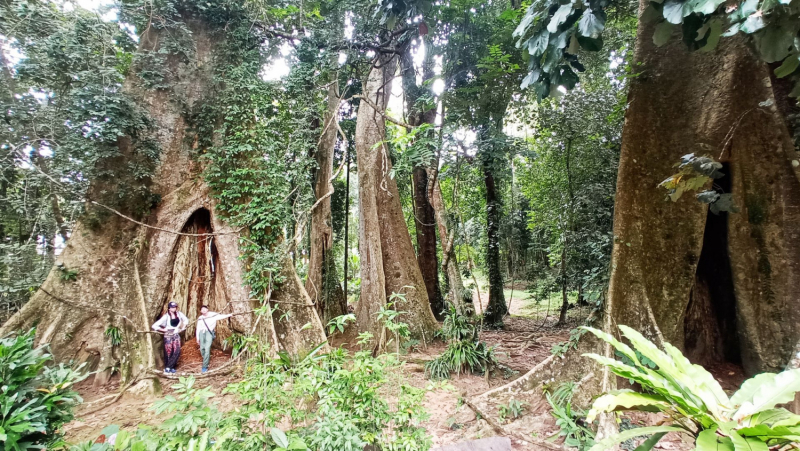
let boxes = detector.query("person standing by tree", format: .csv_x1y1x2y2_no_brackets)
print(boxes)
151,302,188,374
196,306,233,373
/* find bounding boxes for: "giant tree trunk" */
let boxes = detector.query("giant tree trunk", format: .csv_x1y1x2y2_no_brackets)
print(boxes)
477,0,800,409
306,83,346,326
482,159,507,327
352,55,438,343
429,174,469,314
0,15,326,385
605,13,800,375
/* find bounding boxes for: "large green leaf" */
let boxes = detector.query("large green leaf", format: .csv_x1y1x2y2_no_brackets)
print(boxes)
732,369,800,420
688,0,726,15
742,408,800,428
774,54,800,78
737,423,800,438
548,4,574,33
728,431,768,451
622,326,728,419
633,432,668,451
661,341,730,417
578,9,606,38
754,27,793,63
586,390,671,422
581,327,640,365
663,0,687,24
528,31,550,56
588,425,684,451
696,429,735,451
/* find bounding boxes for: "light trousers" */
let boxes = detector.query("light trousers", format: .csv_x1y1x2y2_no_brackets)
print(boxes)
198,331,213,370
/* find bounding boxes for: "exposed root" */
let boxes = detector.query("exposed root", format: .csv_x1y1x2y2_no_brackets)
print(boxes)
147,356,240,380
80,374,158,416
460,391,566,451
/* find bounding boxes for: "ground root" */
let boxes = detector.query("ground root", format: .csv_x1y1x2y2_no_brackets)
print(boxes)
147,355,241,380
461,391,566,451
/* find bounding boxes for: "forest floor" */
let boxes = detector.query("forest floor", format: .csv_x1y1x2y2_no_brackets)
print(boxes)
62,281,746,450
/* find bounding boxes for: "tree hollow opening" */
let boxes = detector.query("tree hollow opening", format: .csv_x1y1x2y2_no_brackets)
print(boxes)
156,208,232,362
684,163,741,368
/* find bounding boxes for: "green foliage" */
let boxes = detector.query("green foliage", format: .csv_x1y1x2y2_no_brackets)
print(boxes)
104,327,122,346
515,0,800,96
659,154,739,214
498,398,527,421
425,304,498,379
545,382,596,451
551,327,587,356
71,344,431,451
0,330,87,450
583,325,800,451
57,265,78,282
327,313,356,335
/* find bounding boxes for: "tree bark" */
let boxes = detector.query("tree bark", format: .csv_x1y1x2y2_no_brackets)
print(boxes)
0,15,326,385
401,49,445,321
428,173,469,314
604,1,800,375
482,158,507,327
352,54,438,343
488,0,800,403
306,83,346,326
413,167,445,320
558,246,569,325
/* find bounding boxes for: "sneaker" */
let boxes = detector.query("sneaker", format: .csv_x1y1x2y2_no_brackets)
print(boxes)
201,368,208,374
164,369,171,375
170,368,177,374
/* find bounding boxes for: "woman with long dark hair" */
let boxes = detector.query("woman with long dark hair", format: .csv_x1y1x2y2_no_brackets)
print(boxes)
151,302,188,374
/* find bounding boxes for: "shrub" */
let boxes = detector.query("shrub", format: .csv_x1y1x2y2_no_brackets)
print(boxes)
0,329,87,450
425,303,497,380
582,325,800,451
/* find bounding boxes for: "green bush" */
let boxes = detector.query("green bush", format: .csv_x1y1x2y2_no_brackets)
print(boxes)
0,329,87,450
425,304,497,380
582,325,800,451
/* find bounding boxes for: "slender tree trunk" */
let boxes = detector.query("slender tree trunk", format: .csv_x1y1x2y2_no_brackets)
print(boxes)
400,49,445,321
429,174,469,314
558,246,569,325
482,157,507,327
413,167,445,320
306,83,346,325
558,139,575,325
352,54,438,343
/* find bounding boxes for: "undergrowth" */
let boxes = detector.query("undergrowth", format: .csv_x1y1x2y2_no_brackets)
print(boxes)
544,382,595,451
68,341,432,451
0,329,87,451
425,304,498,380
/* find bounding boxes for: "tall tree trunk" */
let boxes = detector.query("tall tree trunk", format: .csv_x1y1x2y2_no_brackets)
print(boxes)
306,83,346,326
476,0,800,409
429,174,469,314
558,246,569,325
401,49,445,321
0,13,326,385
482,157,507,327
413,167,445,320
352,54,438,343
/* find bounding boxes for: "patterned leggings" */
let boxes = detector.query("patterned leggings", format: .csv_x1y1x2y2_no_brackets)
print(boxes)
164,333,181,369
